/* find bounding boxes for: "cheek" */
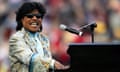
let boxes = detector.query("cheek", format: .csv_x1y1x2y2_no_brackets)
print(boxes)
38,18,42,21
38,19,42,24
22,19,30,26
26,20,31,25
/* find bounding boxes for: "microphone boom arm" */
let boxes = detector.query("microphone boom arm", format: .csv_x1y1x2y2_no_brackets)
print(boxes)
79,22,97,43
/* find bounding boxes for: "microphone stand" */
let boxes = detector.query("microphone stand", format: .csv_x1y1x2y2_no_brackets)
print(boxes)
79,23,97,43
90,24,97,43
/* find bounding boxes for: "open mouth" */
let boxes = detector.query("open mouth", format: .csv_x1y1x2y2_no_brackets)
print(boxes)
30,22,39,27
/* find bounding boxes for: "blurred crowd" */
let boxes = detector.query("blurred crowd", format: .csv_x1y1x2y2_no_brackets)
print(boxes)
0,0,120,72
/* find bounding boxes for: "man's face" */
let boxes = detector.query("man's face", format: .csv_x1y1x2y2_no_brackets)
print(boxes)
22,9,42,32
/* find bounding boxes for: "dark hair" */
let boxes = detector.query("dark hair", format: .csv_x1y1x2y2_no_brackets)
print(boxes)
16,2,46,31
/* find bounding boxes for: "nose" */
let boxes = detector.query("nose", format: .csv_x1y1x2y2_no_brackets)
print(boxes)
32,16,37,19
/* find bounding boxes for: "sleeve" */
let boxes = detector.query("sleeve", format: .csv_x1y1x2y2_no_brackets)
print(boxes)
9,35,33,66
9,34,53,72
44,36,55,69
49,59,55,69
40,34,56,69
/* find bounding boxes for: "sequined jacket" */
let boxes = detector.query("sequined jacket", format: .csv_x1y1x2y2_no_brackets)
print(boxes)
9,28,54,72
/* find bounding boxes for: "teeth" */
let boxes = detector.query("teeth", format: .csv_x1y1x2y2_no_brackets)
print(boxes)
30,22,38,26
31,24,37,26
31,22,37,25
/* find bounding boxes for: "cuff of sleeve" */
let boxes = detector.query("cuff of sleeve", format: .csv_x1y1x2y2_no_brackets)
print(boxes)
50,59,55,69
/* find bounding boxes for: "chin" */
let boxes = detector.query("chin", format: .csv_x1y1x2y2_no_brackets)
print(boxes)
30,30,38,33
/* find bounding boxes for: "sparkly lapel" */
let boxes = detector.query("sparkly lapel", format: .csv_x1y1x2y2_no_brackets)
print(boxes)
21,28,37,52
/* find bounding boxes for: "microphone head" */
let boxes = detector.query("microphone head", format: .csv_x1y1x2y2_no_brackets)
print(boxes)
89,21,97,27
59,24,67,30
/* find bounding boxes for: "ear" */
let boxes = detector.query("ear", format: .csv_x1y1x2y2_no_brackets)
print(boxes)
21,17,25,25
38,25,42,32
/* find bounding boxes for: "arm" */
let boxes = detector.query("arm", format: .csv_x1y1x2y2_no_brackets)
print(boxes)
9,35,33,66
9,34,54,71
42,35,69,70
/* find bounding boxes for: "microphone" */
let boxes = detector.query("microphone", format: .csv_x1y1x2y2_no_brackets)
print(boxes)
79,22,97,30
60,24,83,36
